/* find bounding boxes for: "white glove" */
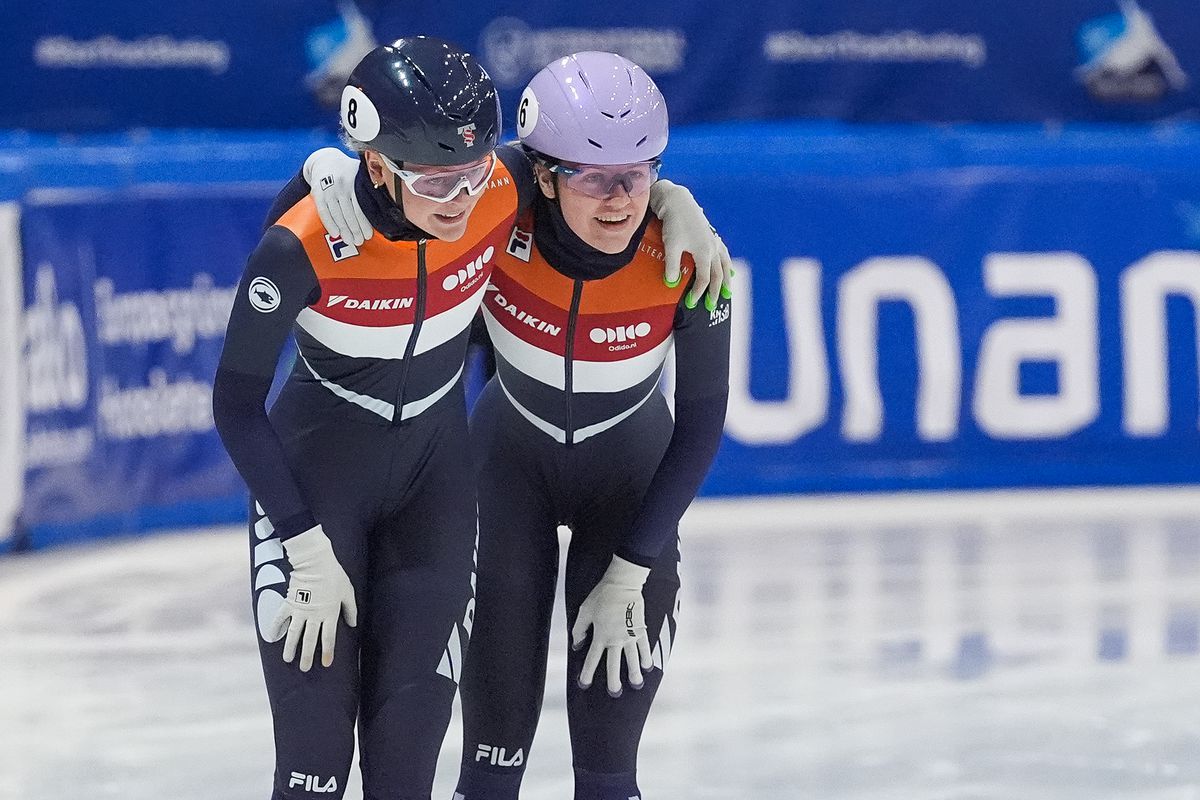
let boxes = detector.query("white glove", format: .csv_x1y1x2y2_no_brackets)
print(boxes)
303,147,373,246
649,179,734,313
270,525,358,672
571,555,654,697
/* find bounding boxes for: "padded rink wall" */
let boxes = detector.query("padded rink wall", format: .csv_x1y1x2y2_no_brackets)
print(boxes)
3,123,1200,549
0,203,23,548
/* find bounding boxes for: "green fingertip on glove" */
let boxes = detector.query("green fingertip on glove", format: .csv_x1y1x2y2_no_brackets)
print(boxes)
684,293,699,310
704,294,717,312
720,284,733,300
663,274,682,288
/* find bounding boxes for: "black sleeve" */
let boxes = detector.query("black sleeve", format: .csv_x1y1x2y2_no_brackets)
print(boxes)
262,171,311,232
213,225,322,541
617,283,732,567
497,142,537,213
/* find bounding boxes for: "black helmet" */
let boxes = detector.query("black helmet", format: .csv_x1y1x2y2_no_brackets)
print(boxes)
340,37,501,167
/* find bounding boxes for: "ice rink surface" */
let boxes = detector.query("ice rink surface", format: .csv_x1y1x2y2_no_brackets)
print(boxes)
3,487,1200,800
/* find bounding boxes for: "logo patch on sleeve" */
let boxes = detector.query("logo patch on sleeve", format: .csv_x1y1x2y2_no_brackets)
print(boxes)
505,227,532,262
325,234,359,262
248,276,281,313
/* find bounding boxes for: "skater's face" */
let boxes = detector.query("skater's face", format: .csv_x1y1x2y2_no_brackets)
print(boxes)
535,161,655,255
363,150,491,242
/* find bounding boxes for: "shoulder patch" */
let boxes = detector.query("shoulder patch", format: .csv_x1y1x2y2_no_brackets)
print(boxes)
506,226,533,262
325,234,359,262
248,276,281,313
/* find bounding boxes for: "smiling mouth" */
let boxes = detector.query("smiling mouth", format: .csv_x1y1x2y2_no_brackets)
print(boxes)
595,214,631,228
435,210,466,222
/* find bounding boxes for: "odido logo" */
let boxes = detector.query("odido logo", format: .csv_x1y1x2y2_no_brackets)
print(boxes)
442,246,496,293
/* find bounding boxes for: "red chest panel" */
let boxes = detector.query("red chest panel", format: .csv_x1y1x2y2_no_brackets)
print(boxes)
488,212,691,360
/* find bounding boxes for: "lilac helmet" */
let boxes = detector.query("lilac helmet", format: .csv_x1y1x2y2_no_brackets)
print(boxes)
517,52,668,165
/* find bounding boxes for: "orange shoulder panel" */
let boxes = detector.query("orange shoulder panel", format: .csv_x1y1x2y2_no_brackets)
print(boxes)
274,158,520,282
492,209,577,310
578,217,692,314
500,250,577,310
275,195,415,280
273,195,324,248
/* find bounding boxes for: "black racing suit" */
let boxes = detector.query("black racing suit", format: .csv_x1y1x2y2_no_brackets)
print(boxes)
213,148,532,800
456,196,732,800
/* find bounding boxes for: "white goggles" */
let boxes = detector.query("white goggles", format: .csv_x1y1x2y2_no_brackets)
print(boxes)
378,151,496,203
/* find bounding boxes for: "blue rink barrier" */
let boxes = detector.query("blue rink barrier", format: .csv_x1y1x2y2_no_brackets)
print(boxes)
5,122,1200,549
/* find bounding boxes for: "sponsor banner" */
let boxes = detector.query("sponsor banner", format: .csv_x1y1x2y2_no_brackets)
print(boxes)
1,0,369,129
662,131,1200,495
3,1,1199,130
0,204,23,550
18,189,275,546
436,0,1200,124
9,124,1200,547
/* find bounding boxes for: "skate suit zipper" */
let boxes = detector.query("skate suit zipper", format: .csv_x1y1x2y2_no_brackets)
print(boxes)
393,238,427,426
563,280,583,446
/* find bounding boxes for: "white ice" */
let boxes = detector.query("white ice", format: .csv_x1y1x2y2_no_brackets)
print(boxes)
3,487,1200,800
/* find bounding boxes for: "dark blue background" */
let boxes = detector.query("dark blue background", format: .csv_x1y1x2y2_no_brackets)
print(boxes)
3,1,1198,130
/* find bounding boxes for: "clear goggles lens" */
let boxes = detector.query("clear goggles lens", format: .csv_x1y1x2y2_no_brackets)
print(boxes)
380,151,496,203
549,159,662,199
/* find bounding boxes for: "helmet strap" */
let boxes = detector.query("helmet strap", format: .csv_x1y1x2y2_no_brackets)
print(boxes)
534,155,563,205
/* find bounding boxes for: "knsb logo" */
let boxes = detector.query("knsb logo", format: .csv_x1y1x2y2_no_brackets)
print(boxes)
590,322,652,345
1075,0,1187,102
475,744,525,767
457,123,477,147
709,304,731,327
325,233,360,262
442,246,495,292
326,295,413,311
289,772,338,793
